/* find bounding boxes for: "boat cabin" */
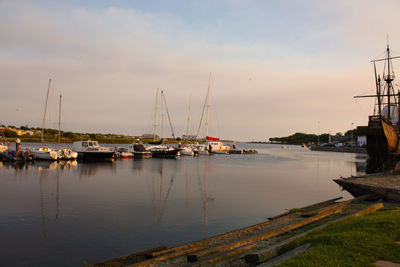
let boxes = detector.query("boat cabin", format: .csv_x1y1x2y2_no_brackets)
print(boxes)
73,140,110,152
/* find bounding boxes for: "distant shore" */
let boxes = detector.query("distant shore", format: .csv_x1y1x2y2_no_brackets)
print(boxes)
310,146,367,154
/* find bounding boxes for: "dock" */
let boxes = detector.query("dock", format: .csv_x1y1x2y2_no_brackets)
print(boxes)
334,173,400,202
92,196,385,267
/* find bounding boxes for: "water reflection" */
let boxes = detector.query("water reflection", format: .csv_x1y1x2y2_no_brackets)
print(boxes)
366,158,400,173
0,144,367,267
79,161,115,178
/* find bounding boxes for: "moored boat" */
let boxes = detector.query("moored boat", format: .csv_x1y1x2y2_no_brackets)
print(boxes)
129,144,152,158
72,140,115,160
206,137,230,154
147,145,181,158
57,148,78,160
30,146,58,160
356,43,400,161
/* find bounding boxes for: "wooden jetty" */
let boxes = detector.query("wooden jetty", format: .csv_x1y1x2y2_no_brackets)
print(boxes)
92,195,382,267
334,173,400,202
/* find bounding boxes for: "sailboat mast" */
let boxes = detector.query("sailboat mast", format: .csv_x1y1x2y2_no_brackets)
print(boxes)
153,88,159,141
41,79,51,143
205,72,212,137
58,94,62,144
161,90,175,139
186,95,191,137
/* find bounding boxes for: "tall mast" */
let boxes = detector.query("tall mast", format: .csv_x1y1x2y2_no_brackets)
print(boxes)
186,95,191,137
205,72,212,137
386,44,391,120
161,95,164,140
58,94,62,144
153,88,159,141
161,90,175,138
41,79,51,143
374,63,382,116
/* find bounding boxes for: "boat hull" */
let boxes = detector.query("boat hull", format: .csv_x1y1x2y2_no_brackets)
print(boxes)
367,115,400,160
30,150,58,160
132,151,152,158
151,149,180,158
77,151,115,159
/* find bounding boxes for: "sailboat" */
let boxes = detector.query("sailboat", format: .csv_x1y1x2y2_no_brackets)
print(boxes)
197,73,230,154
145,88,180,158
56,94,78,160
355,43,400,161
29,79,58,160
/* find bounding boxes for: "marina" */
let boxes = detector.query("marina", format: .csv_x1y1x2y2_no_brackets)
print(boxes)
0,143,363,266
1,1,400,266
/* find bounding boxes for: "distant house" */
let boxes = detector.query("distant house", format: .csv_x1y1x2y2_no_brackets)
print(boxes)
357,136,366,147
24,130,34,136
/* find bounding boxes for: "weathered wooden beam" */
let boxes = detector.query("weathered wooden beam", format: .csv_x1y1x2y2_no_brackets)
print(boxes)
257,243,311,267
128,246,206,267
93,246,167,267
187,207,342,262
190,243,257,267
268,196,343,220
245,201,383,265
149,210,290,258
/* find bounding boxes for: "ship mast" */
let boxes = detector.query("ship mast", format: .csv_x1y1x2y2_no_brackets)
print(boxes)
385,44,392,120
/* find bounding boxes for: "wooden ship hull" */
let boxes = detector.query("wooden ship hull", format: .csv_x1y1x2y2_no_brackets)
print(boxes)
367,115,400,160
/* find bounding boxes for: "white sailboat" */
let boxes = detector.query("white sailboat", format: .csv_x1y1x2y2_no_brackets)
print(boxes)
56,94,77,160
197,73,230,154
30,79,59,160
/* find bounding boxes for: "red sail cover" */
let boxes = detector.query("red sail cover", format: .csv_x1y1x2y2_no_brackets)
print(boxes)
206,136,220,141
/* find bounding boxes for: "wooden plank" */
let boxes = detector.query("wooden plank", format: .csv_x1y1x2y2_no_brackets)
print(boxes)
93,246,167,267
151,196,367,259
127,246,206,267
190,243,257,267
187,207,342,262
149,211,290,258
257,243,311,267
268,197,343,220
245,202,384,265
352,202,384,217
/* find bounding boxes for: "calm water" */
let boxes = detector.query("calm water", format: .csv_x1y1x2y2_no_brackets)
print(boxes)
0,143,366,266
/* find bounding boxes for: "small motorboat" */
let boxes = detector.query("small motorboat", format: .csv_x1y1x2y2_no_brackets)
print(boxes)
115,147,134,158
129,144,152,158
30,146,58,160
178,144,200,156
57,148,78,160
147,145,181,158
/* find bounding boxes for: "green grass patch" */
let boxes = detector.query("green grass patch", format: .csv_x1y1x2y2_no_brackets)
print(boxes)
277,207,400,267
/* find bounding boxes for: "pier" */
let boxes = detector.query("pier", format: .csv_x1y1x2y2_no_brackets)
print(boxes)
334,174,400,202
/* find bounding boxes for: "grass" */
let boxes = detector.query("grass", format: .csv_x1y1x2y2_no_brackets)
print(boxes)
276,206,400,267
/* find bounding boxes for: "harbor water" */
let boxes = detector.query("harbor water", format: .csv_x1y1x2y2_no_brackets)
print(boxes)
0,143,366,266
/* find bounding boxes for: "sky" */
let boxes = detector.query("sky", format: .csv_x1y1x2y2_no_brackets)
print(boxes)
0,0,399,141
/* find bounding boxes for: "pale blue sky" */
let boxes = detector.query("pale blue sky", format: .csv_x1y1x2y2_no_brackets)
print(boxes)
0,0,399,140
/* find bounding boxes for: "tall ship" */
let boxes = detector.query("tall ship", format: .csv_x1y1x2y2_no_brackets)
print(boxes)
357,43,400,161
